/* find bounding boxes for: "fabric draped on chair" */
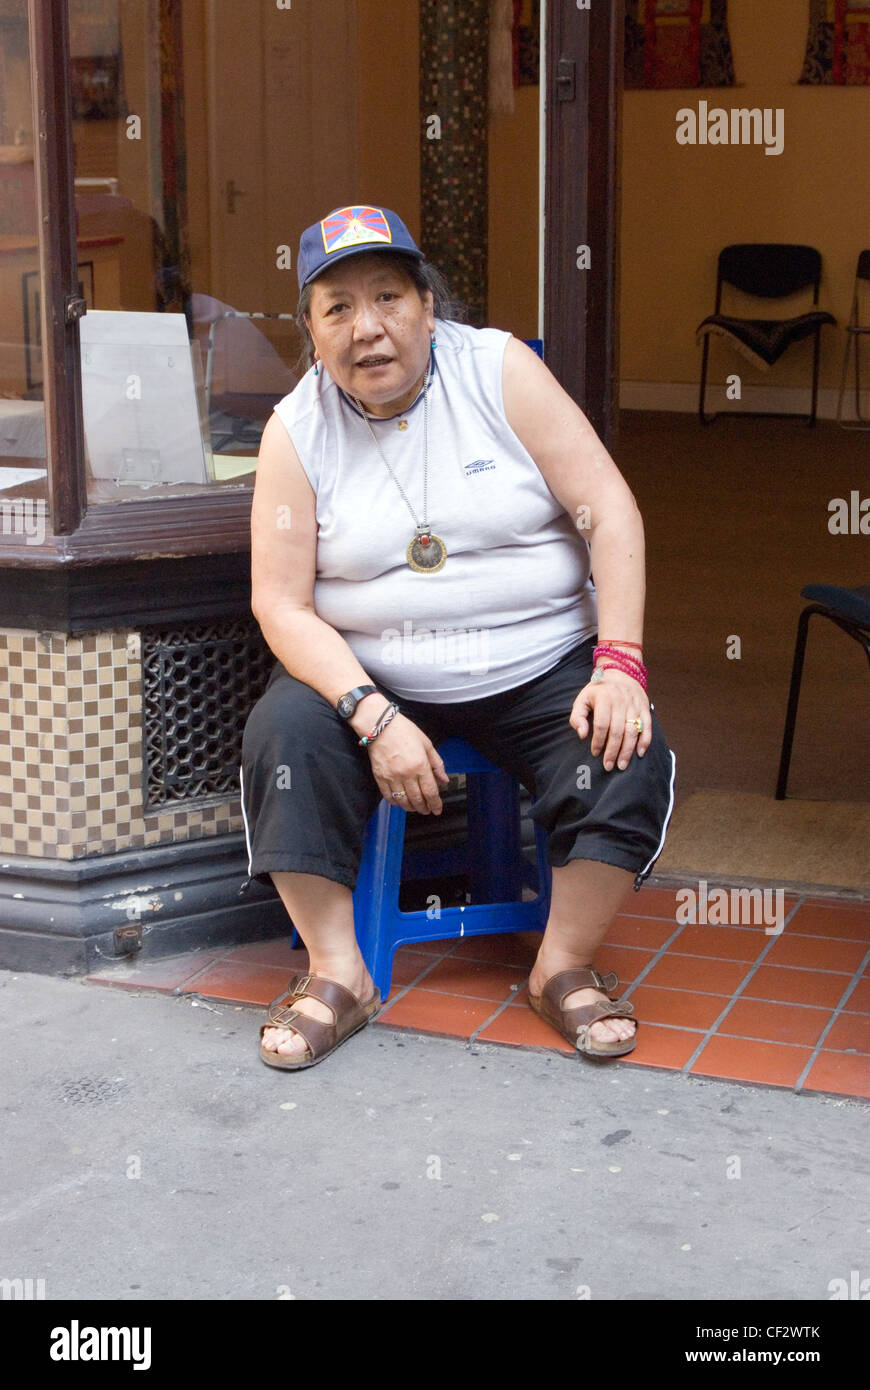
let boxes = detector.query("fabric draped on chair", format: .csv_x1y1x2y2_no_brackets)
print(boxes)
697,315,835,373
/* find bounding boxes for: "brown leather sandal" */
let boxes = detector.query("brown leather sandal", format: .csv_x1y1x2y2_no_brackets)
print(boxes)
529,967,637,1058
259,972,381,1071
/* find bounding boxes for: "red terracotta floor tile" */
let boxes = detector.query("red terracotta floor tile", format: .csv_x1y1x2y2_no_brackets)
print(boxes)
788,903,870,943
625,1024,704,1071
626,985,727,1032
485,945,647,987
602,916,677,951
414,955,528,1002
593,945,655,984
476,1005,575,1054
717,998,832,1048
843,976,870,1014
802,1052,870,1100
671,923,767,962
741,963,852,1009
802,896,869,910
643,953,750,995
178,959,292,1006
690,1036,812,1088
374,987,495,1038
223,938,308,968
86,950,222,993
621,886,687,919
388,949,439,988
821,1014,870,1055
764,933,867,974
449,929,542,967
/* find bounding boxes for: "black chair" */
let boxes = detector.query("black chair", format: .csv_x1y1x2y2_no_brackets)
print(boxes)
697,244,836,426
836,250,870,429
775,585,870,799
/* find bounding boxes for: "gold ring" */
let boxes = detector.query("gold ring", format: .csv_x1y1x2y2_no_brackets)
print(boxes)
626,717,643,733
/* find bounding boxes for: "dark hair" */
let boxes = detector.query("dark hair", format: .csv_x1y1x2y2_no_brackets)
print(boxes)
293,252,467,373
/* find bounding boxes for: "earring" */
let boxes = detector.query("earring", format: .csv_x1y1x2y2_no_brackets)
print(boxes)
313,358,319,376
431,337,437,349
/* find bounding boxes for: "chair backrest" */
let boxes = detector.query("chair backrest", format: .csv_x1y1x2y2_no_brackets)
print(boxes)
717,244,822,300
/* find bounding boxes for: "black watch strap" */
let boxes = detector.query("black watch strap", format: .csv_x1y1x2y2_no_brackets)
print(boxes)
336,684,379,720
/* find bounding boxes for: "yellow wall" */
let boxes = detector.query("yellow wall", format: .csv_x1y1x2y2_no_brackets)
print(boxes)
620,0,870,392
489,86,540,340
357,0,421,241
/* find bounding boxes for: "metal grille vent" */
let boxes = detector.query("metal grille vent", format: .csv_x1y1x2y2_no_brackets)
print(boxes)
141,619,273,807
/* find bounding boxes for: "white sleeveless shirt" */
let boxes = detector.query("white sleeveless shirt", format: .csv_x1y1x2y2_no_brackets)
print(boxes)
272,318,597,701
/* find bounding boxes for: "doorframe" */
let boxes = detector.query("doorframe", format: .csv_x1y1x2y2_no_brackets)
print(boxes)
544,0,622,449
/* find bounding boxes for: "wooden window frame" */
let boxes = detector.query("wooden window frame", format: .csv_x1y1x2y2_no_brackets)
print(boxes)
544,0,621,451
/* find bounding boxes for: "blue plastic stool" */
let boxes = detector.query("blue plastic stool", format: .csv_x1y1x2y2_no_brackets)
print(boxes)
352,737,552,998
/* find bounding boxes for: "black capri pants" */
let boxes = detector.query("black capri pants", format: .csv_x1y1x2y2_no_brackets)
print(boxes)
240,636,677,896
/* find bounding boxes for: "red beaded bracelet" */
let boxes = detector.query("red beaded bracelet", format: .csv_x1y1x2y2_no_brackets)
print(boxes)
594,661,649,693
593,643,649,693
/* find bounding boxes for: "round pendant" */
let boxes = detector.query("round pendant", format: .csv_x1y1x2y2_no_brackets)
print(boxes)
407,532,447,573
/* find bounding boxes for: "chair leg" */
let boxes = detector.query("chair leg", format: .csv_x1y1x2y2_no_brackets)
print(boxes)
837,328,852,426
698,335,713,425
808,326,822,426
775,606,815,800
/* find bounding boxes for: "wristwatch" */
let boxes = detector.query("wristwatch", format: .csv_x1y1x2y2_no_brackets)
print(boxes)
336,685,379,720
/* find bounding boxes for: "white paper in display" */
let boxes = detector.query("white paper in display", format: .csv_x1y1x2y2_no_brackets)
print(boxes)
79,311,209,486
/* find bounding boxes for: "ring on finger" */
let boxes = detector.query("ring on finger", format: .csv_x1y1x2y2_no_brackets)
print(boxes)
625,717,644,734
391,789,406,800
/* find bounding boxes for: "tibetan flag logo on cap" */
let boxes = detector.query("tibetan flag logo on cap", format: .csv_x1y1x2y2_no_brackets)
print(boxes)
320,206,393,255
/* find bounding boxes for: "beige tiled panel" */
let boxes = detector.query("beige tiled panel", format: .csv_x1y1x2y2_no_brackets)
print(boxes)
0,628,243,859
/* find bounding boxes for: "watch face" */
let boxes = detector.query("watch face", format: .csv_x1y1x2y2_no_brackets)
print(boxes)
337,694,355,719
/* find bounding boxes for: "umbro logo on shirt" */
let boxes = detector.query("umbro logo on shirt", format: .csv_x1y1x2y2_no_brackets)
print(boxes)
465,458,496,476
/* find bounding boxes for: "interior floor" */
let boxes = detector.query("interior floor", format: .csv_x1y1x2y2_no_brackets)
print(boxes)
614,410,869,805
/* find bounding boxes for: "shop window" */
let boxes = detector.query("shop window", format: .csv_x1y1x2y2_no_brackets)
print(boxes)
0,0,48,542
68,0,302,505
0,0,543,555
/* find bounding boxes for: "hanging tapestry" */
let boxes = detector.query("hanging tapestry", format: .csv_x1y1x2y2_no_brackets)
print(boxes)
800,0,870,84
625,0,735,89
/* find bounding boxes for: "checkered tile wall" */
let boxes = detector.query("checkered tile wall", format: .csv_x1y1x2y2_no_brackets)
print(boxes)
0,628,243,859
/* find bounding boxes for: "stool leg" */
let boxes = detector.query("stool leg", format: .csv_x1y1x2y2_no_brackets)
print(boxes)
353,800,406,999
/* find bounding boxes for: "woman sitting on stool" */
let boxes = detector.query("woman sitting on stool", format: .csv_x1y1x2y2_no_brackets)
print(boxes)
241,204,676,1070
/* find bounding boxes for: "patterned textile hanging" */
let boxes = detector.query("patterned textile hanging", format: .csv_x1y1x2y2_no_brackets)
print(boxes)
624,0,735,89
800,0,870,84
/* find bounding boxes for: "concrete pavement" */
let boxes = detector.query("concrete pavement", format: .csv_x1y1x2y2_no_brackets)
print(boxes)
0,968,867,1302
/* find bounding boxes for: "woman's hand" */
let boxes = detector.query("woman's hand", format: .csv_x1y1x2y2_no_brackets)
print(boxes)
365,713,451,814
569,668,652,772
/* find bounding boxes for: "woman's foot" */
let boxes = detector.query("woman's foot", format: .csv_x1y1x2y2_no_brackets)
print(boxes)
528,952,636,1047
261,955,377,1060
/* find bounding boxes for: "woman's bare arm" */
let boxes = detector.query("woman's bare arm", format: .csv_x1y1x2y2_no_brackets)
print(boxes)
501,338,651,770
250,412,389,733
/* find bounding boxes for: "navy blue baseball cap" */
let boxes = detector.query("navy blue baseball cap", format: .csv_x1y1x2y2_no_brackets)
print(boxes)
297,205,423,291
